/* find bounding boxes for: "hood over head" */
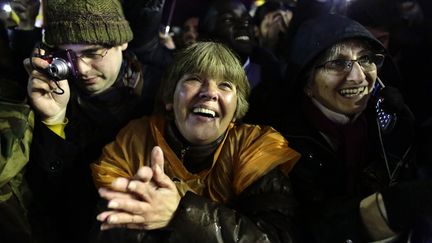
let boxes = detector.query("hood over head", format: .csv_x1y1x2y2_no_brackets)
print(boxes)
288,14,385,90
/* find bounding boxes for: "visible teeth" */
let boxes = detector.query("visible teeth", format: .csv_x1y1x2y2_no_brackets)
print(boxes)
192,107,216,118
235,36,250,41
339,86,368,97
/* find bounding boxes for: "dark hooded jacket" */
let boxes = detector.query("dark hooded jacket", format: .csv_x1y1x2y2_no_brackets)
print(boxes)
272,14,418,242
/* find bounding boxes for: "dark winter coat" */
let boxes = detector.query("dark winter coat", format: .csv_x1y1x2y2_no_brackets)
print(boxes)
92,168,298,243
23,1,167,242
272,14,418,242
275,98,416,242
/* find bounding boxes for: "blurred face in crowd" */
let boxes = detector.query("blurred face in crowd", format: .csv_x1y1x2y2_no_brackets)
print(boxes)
214,1,256,56
168,73,238,145
305,40,381,115
366,27,390,49
397,0,423,22
397,0,417,13
59,43,127,94
181,17,199,47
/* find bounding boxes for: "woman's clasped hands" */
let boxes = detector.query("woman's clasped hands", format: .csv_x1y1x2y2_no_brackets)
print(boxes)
96,146,181,230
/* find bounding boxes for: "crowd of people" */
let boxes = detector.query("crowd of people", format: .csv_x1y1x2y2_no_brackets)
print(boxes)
1,0,431,242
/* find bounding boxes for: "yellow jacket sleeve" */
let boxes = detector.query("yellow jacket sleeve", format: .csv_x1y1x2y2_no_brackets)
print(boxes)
43,118,68,139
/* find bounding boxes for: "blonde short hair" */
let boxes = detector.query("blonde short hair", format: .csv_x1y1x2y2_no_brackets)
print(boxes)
157,41,250,120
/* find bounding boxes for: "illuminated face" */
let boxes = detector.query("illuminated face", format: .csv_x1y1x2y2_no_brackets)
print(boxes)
214,2,256,55
59,43,127,94
305,42,378,115
167,73,237,145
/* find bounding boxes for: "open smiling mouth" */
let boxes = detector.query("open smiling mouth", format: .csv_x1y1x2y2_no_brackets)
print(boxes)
234,35,250,41
192,107,217,118
339,86,369,98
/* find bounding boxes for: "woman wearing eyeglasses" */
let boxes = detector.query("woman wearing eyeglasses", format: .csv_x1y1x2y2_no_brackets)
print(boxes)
270,14,432,242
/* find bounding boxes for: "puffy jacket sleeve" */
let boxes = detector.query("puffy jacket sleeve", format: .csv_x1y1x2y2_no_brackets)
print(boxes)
287,141,369,242
91,168,298,243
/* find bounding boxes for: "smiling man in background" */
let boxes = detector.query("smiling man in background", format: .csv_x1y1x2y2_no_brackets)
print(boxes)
198,0,284,124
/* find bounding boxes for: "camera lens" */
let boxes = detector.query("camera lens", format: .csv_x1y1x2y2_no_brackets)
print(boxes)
47,58,70,80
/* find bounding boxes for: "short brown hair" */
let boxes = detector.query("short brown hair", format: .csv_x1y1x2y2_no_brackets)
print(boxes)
156,42,250,120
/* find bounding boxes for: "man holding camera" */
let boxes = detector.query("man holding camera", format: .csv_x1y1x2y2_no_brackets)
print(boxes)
23,0,165,242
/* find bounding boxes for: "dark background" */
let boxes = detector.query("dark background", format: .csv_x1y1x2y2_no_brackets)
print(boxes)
160,0,256,27
160,0,432,27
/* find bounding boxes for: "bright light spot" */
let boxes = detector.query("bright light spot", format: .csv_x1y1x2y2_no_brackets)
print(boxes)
2,4,12,12
255,0,265,7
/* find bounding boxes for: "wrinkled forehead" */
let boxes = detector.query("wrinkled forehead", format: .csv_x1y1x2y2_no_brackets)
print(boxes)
184,65,237,85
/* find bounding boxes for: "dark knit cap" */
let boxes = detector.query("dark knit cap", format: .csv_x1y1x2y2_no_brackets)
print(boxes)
43,0,133,46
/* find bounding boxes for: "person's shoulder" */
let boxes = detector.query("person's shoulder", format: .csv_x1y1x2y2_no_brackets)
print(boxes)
251,46,279,63
231,122,278,133
229,122,286,144
228,122,301,180
117,116,153,136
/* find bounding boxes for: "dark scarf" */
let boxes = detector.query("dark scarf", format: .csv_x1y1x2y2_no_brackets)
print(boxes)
73,51,142,122
67,51,143,156
165,120,224,173
303,97,368,193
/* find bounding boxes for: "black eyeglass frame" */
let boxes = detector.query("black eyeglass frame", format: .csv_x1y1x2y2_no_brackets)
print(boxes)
315,53,385,74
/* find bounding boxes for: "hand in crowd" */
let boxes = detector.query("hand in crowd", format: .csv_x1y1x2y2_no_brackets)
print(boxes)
261,10,292,40
378,86,407,114
10,0,40,30
378,86,415,122
158,31,176,50
97,146,181,230
275,10,292,33
24,52,70,124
